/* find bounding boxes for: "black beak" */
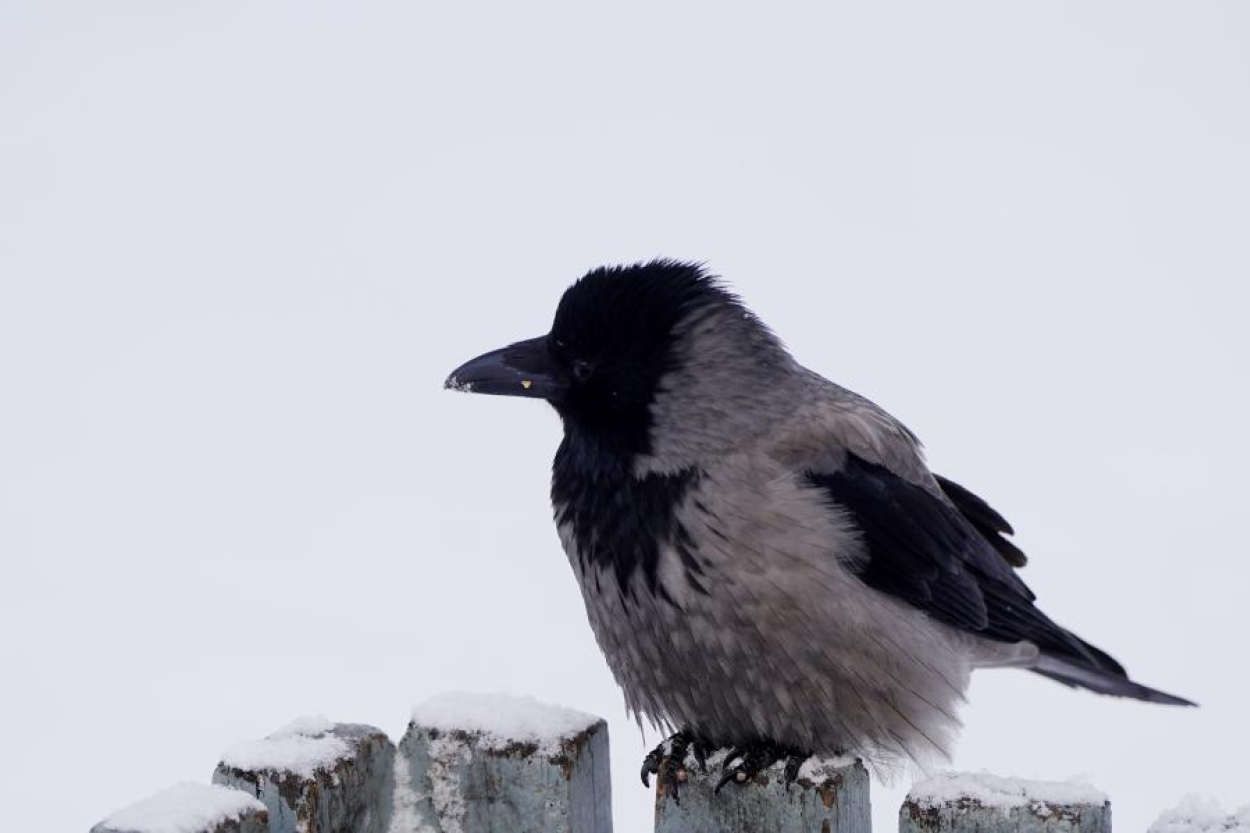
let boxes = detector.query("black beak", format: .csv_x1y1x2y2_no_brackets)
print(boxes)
444,335,568,401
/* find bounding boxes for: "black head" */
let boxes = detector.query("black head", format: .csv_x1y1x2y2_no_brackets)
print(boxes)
445,259,742,456
549,261,738,442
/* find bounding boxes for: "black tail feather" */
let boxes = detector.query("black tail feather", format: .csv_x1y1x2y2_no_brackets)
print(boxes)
1031,653,1196,706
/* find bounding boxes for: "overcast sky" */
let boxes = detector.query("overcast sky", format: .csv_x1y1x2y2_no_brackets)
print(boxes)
2,2,1247,831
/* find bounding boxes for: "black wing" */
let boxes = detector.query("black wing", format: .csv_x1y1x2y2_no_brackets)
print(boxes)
807,453,1138,684
933,473,1027,568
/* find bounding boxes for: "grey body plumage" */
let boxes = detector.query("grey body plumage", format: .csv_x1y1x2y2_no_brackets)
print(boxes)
447,260,1192,776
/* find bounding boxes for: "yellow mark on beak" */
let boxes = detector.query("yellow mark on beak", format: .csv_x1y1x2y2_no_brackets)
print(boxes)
521,380,533,389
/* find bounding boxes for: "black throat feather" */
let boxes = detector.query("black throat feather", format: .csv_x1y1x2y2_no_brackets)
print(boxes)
551,428,705,606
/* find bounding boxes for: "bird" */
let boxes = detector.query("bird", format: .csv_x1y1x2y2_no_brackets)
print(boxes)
444,259,1193,798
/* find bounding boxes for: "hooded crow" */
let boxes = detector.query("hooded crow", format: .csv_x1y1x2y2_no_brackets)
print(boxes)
445,260,1192,797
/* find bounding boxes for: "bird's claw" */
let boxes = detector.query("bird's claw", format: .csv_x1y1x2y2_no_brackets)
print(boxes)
642,730,708,804
714,743,780,794
640,745,665,788
782,751,809,791
690,739,709,772
648,735,807,798
713,743,809,794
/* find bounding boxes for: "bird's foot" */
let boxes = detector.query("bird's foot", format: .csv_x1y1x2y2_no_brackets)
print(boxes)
780,749,812,790
715,742,810,794
641,730,711,804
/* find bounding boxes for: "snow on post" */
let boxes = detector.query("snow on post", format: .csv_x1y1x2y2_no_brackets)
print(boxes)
1148,796,1250,833
90,782,269,833
391,691,612,833
653,752,871,833
900,772,1111,833
212,716,395,833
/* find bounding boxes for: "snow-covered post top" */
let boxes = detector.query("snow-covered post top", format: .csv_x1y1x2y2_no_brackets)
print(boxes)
1148,797,1250,833
653,751,871,833
392,691,612,833
212,716,394,833
900,772,1110,833
90,782,269,833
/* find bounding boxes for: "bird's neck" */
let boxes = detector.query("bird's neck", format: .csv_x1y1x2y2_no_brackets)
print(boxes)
552,420,644,479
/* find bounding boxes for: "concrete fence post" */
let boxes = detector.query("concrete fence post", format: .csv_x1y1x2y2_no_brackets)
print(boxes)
899,772,1111,833
390,692,612,833
653,752,872,833
90,782,270,833
212,717,395,833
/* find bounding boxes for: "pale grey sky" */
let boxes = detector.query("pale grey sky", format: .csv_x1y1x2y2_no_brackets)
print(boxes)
1,2,1247,831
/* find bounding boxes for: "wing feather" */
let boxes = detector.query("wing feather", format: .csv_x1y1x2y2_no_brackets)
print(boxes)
807,452,1115,674
934,474,1028,568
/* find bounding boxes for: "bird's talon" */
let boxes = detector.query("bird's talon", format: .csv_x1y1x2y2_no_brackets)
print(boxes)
782,752,809,791
642,730,712,802
691,740,709,772
640,746,665,788
710,741,798,795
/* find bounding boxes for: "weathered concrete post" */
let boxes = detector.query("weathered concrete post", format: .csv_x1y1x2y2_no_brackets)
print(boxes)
653,751,872,833
899,772,1111,833
90,782,269,833
212,716,395,833
390,691,612,833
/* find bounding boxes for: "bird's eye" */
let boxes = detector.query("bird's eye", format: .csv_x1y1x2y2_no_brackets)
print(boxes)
572,359,594,382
